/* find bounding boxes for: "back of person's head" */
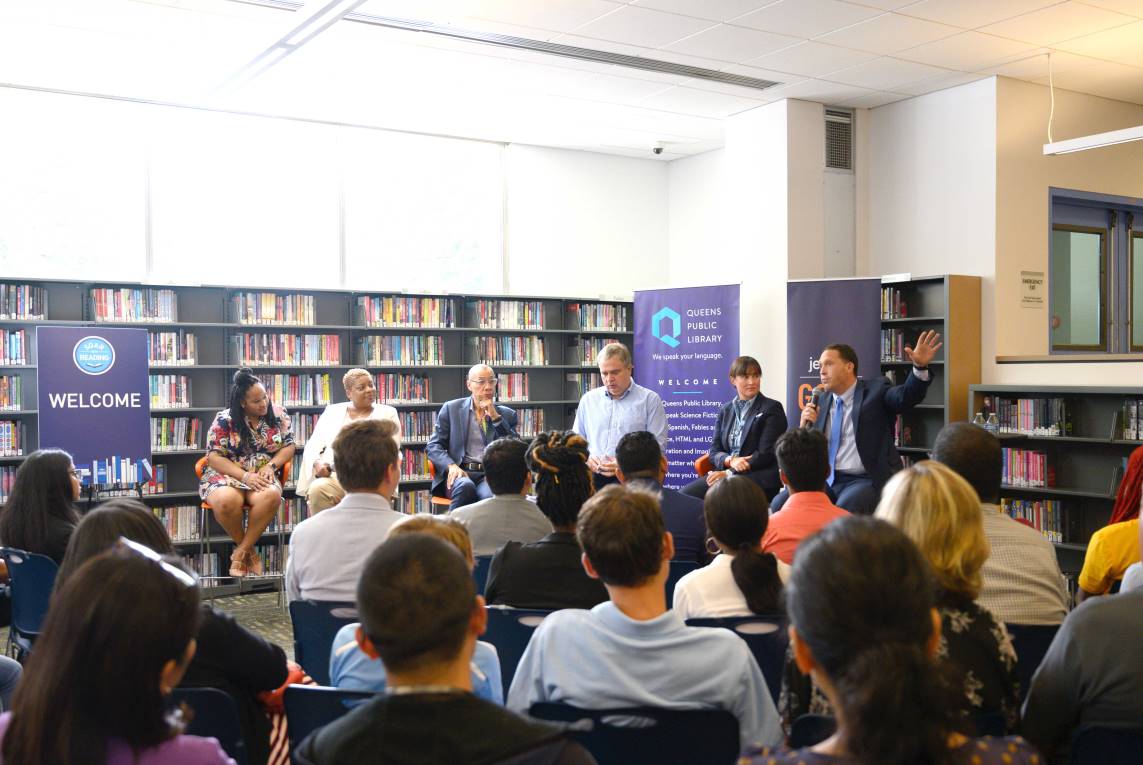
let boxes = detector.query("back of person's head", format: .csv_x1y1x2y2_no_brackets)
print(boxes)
56,498,175,590
775,429,830,492
357,533,475,674
527,431,593,527
481,438,530,495
930,422,1002,504
789,516,957,765
388,515,475,567
0,448,79,554
577,484,666,587
3,543,201,765
874,461,989,600
614,430,662,479
704,477,782,614
333,418,399,491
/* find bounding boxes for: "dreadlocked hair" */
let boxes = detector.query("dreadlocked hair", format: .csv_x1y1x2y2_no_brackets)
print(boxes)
526,431,594,529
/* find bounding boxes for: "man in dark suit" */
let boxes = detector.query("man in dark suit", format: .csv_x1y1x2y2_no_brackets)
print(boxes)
771,332,941,515
681,355,787,500
426,364,519,510
616,430,707,564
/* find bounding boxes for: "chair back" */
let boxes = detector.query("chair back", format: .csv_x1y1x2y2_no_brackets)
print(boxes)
0,547,58,656
529,702,739,765
686,615,788,704
483,606,551,698
283,684,374,751
666,560,699,603
170,687,247,765
473,555,493,596
790,714,837,748
1006,623,1060,702
288,600,359,686
1069,727,1143,765
694,454,712,477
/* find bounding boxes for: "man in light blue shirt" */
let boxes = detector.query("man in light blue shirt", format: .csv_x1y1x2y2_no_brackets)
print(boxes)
572,342,668,489
507,484,783,751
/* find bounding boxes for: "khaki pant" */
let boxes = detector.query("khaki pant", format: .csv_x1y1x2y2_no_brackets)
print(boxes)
306,474,345,514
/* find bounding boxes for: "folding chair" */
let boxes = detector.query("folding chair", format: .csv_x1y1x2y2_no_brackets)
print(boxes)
1069,726,1143,765
483,606,551,698
1006,623,1060,702
426,462,452,514
0,547,58,661
473,555,493,596
529,702,740,765
288,600,359,686
283,684,374,751
666,560,699,603
686,615,788,704
170,686,247,765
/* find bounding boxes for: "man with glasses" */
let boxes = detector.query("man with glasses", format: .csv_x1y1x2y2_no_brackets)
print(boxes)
427,364,519,511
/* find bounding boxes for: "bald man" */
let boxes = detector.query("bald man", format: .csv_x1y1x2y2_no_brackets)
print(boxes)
426,365,520,510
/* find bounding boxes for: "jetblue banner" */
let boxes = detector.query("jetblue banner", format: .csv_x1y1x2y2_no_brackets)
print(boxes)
635,284,740,490
38,326,152,485
786,279,882,429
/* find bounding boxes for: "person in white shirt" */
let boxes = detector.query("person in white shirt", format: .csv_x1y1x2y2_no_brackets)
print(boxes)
286,419,405,602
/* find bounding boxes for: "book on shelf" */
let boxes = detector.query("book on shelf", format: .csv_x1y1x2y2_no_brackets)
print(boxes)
89,455,150,485
0,465,17,503
981,395,1071,437
1,329,28,365
151,505,201,543
181,552,222,579
230,333,341,366
567,372,601,398
270,497,309,532
248,543,285,576
356,296,457,329
0,420,27,456
0,283,47,320
292,413,320,446
881,329,906,362
397,490,433,515
231,291,316,326
0,375,21,411
149,374,191,408
469,299,545,330
893,414,911,447
470,335,547,365
517,408,545,439
358,335,443,366
257,373,332,407
284,454,304,489
1001,448,1054,488
142,464,167,495
496,372,529,402
150,417,201,452
399,447,431,481
1119,398,1143,440
1000,498,1064,543
399,410,434,441
148,330,197,366
567,302,630,332
880,286,907,319
90,287,178,322
375,372,431,402
577,337,622,366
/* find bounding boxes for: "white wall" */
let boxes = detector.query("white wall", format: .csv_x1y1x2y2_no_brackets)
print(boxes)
666,148,725,283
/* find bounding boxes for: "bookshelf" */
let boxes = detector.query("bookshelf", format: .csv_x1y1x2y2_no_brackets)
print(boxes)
880,275,981,459
0,278,633,593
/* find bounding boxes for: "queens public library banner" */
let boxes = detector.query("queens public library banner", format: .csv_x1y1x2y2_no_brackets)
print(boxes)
37,327,152,485
635,284,740,490
786,279,882,429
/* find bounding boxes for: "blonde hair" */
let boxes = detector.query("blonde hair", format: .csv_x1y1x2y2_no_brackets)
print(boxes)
874,460,989,599
342,368,372,392
388,516,475,567
596,342,632,368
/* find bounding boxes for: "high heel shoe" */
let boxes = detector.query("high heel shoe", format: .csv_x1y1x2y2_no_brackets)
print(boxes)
246,547,264,576
229,549,249,577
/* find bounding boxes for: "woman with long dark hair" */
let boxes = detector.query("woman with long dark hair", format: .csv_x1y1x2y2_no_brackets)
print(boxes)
0,542,233,765
741,516,1039,765
199,368,295,577
672,475,785,619
0,448,81,563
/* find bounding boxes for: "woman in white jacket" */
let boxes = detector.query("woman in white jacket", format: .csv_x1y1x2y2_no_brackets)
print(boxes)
296,368,400,513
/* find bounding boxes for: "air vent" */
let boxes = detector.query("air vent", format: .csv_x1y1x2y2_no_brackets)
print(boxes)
825,109,853,171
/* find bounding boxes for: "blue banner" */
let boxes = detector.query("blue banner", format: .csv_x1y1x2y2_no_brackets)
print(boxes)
37,326,152,485
786,279,882,429
635,284,740,490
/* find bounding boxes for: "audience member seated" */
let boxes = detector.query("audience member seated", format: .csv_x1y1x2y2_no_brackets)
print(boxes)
329,516,503,704
199,369,297,577
1122,512,1143,593
295,534,593,765
0,542,233,765
295,369,401,515
484,432,607,610
673,476,785,620
741,516,1040,765
507,484,783,750
0,448,81,564
932,422,1067,625
450,438,552,556
1021,514,1143,763
615,430,707,564
681,355,786,500
286,419,404,602
1075,452,1143,599
760,429,848,565
55,498,289,765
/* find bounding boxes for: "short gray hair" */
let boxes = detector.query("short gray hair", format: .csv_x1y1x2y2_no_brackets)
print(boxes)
343,368,372,391
596,342,632,368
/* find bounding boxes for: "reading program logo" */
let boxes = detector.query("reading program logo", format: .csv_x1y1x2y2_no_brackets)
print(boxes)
650,307,681,349
73,336,116,376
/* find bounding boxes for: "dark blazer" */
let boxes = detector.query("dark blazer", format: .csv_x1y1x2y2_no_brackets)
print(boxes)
484,532,608,610
629,478,707,564
425,397,518,495
813,371,932,490
707,394,787,494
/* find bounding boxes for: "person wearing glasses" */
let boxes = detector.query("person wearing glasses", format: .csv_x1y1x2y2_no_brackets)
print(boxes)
426,365,519,511
0,448,82,565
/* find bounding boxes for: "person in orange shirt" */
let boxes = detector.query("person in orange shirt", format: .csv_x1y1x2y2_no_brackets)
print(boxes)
762,429,848,565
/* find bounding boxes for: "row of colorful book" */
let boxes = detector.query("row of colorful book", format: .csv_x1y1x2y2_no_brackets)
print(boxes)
1121,399,1143,440
142,464,168,495
0,465,16,503
0,283,47,320
231,292,316,326
258,373,332,407
355,296,458,329
980,396,1070,437
566,302,630,332
880,286,909,319
230,334,341,366
376,372,431,402
893,414,913,448
517,408,545,439
150,374,191,409
151,417,201,452
470,335,547,365
400,410,435,441
467,299,546,330
497,372,529,402
399,448,432,481
90,288,178,322
1000,498,1064,543
1001,448,1053,489
396,490,434,515
357,335,444,366
1,330,28,365
576,337,622,365
880,328,909,362
0,375,21,411
567,372,602,398
148,330,197,366
292,413,319,446
0,420,26,456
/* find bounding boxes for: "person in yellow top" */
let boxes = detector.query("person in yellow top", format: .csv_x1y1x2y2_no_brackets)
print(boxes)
1077,518,1141,599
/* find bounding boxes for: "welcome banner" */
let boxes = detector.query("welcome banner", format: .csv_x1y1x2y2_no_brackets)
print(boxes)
635,284,740,490
786,279,882,429
38,326,152,485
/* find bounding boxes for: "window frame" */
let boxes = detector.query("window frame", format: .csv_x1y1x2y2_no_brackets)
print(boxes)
1049,222,1108,352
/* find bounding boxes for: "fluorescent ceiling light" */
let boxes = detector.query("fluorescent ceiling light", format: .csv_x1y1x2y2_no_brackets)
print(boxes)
1043,125,1143,155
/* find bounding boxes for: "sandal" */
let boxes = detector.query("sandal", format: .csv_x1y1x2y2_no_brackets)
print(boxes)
229,549,249,577
246,547,264,576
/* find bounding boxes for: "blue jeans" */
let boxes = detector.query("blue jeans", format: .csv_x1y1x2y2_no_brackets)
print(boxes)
449,472,494,511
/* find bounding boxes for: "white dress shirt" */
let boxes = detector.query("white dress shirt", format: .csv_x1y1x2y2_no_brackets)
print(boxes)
827,368,931,475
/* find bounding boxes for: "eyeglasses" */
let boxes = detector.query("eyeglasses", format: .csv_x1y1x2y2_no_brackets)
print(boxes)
118,537,198,589
468,377,498,387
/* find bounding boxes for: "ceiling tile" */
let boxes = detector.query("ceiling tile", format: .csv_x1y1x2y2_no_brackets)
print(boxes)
632,0,775,22
747,40,879,76
816,12,961,54
768,77,879,104
546,33,655,56
637,84,772,116
570,5,715,48
894,70,990,95
827,56,952,89
447,16,559,40
896,0,1063,29
678,76,783,99
463,0,622,33
721,62,807,86
1035,59,1143,102
848,90,910,107
895,31,1038,69
1055,18,1143,65
980,49,1098,78
1076,0,1143,18
663,23,801,62
840,0,918,9
981,1,1137,44
734,0,882,39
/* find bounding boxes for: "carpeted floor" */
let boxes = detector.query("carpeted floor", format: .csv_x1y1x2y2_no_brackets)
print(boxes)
211,591,296,661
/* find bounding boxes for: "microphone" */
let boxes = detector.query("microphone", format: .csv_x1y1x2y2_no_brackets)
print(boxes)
804,385,826,429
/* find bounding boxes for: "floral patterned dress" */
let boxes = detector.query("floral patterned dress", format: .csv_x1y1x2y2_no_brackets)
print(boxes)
199,406,294,500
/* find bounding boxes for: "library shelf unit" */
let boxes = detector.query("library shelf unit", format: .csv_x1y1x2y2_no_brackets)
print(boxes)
880,275,982,458
969,384,1143,573
0,279,632,594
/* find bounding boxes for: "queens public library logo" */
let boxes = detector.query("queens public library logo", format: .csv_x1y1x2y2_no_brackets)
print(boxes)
73,336,116,376
651,307,681,348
